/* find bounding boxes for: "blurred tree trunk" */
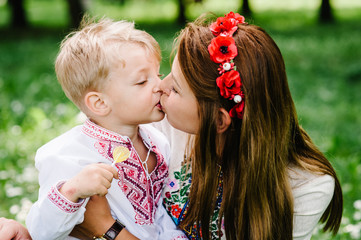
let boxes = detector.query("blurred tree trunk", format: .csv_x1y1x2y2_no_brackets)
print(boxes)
239,0,251,17
8,0,27,28
319,0,334,23
177,0,186,25
66,0,85,28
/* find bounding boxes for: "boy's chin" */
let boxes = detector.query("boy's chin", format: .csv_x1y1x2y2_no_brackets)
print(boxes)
153,112,166,122
142,112,165,124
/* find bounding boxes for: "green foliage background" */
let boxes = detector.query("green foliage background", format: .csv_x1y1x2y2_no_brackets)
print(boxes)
0,0,361,239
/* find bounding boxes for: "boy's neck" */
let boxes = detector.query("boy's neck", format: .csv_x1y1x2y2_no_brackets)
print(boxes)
89,118,140,143
88,117,157,173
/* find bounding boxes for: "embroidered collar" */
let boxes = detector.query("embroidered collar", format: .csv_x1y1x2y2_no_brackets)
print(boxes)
82,119,169,225
82,119,154,149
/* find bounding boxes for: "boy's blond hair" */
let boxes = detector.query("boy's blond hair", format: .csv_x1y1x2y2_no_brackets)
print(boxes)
55,17,161,111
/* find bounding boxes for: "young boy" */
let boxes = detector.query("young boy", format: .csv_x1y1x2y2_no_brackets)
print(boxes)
26,18,186,240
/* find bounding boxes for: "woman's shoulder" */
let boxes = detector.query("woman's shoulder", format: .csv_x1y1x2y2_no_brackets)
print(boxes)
288,164,335,239
287,164,335,196
287,164,335,215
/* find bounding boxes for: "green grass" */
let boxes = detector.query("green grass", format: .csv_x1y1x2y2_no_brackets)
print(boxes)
0,0,361,239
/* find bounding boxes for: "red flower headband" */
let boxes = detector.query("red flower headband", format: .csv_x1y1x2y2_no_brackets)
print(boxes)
208,12,246,119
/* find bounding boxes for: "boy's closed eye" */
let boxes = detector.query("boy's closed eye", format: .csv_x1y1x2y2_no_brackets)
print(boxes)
136,80,147,85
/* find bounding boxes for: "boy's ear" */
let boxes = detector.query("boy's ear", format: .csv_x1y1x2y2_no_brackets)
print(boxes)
217,108,232,133
84,91,110,116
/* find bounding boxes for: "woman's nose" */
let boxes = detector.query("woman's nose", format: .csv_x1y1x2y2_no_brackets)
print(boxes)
162,88,171,96
159,73,170,92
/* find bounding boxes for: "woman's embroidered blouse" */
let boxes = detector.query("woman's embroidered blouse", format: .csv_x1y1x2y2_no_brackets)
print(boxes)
163,164,225,239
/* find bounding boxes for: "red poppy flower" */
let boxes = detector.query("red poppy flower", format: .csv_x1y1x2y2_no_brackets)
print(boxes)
225,12,246,24
210,17,238,37
229,98,245,119
216,70,242,99
208,36,238,63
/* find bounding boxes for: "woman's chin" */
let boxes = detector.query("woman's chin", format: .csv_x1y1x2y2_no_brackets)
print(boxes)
166,116,197,134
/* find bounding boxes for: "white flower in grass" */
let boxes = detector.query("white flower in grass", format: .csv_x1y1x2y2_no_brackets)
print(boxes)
354,200,361,210
5,183,23,197
353,212,361,221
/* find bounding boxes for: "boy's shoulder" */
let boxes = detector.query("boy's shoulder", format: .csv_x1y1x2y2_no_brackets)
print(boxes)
36,125,86,159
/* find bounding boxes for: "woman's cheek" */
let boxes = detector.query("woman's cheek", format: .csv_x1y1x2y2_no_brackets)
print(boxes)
160,94,170,111
168,94,178,108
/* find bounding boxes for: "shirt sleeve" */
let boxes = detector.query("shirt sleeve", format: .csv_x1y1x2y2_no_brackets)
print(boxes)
292,173,335,240
26,149,88,240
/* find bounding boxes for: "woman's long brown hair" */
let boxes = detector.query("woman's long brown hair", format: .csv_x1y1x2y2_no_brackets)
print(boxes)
176,15,343,240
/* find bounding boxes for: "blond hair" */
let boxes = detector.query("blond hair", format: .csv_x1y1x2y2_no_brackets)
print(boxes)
55,17,161,111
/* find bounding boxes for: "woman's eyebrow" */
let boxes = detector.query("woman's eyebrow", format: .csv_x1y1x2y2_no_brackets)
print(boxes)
171,73,182,90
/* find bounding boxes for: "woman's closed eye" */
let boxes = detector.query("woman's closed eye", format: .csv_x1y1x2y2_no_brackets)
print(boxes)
171,87,179,94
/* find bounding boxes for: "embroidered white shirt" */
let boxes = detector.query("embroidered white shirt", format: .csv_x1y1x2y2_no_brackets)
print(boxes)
26,119,187,240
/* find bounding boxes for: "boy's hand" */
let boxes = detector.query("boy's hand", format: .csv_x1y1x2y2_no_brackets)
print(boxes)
59,163,119,203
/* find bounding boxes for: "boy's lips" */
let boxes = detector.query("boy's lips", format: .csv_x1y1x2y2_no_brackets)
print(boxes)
156,101,162,110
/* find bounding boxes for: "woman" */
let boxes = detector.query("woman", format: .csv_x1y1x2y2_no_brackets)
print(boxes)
74,12,342,240
4,12,342,240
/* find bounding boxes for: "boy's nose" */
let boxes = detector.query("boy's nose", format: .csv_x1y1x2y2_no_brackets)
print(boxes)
153,81,162,93
152,75,162,93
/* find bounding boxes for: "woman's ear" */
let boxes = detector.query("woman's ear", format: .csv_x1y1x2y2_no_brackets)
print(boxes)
84,92,111,116
217,108,232,133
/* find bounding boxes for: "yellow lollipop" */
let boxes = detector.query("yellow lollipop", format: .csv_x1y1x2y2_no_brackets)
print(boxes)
112,146,130,166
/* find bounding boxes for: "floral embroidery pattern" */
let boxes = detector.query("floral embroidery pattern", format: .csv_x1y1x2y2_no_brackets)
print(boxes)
173,236,189,240
166,177,180,191
171,204,183,218
82,119,169,225
163,164,224,239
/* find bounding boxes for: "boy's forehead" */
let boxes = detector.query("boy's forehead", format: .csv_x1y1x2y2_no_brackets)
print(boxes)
110,44,160,70
113,43,158,60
